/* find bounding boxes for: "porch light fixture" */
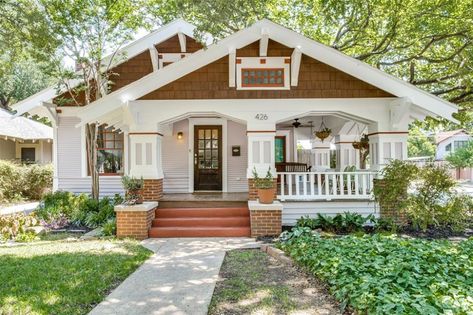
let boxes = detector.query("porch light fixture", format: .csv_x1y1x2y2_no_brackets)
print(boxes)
177,132,183,140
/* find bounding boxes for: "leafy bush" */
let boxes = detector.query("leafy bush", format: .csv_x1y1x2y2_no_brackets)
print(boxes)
296,213,375,233
405,164,471,231
0,213,38,241
279,233,473,314
36,191,88,228
101,218,116,236
0,161,53,203
37,191,123,231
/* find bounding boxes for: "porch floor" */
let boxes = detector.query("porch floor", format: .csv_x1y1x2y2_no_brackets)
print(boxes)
161,192,248,202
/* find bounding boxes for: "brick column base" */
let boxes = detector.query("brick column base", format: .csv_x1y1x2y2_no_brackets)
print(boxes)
115,202,158,240
143,179,163,201
248,200,283,237
248,179,277,201
374,179,407,224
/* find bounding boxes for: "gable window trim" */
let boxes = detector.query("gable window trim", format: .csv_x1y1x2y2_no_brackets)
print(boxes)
241,68,285,88
235,56,290,91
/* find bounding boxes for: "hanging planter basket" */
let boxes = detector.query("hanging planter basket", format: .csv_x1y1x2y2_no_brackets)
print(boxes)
315,118,331,142
352,134,369,150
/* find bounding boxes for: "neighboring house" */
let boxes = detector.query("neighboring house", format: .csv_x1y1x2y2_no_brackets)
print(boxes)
12,19,458,237
0,109,53,164
435,129,471,161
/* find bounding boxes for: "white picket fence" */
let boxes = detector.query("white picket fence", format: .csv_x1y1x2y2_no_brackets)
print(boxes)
277,171,377,201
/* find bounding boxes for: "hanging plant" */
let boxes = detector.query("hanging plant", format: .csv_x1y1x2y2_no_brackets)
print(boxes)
315,118,332,142
352,134,369,150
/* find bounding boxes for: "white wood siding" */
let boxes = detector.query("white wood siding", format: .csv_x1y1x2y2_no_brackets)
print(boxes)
56,116,123,196
227,120,248,192
162,119,189,193
282,201,378,225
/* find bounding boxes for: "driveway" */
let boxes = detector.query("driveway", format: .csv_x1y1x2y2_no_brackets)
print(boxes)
89,238,260,315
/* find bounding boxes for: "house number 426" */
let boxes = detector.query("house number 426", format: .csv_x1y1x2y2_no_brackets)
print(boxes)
255,114,268,120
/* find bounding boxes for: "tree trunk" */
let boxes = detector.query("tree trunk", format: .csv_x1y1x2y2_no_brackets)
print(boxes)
86,122,100,200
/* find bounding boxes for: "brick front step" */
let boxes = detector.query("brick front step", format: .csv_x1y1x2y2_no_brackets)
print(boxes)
156,207,249,218
152,216,250,228
148,227,251,238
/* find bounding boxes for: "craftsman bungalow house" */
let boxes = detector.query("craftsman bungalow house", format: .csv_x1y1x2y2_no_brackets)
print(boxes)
13,20,457,238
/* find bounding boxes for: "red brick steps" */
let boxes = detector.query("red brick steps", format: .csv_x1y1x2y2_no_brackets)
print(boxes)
149,206,251,238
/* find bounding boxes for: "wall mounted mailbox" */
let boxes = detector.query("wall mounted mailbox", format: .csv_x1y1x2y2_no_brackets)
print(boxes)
232,145,241,156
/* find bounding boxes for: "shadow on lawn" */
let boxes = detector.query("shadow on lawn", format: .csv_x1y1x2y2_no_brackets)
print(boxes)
0,242,151,315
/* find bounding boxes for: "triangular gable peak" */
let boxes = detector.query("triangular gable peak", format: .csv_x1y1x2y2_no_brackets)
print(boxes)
140,39,392,100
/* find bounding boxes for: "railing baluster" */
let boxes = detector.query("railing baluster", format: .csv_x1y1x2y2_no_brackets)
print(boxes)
362,174,367,196
288,174,293,197
354,173,360,196
295,173,300,195
332,174,337,197
303,173,307,196
280,173,285,199
310,173,315,197
339,173,344,196
324,173,329,197
317,173,322,196
347,173,352,196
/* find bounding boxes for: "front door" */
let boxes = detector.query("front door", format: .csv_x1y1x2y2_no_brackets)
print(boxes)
194,125,222,191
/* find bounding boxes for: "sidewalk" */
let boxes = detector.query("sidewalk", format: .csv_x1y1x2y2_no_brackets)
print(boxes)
89,237,260,315
0,202,39,216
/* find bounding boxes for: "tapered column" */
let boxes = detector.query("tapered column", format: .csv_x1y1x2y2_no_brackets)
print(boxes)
311,140,331,170
128,131,164,201
368,132,408,170
247,131,276,200
334,135,360,170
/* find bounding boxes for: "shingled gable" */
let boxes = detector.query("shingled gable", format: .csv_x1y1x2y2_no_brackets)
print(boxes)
140,39,392,100
73,19,458,126
11,19,204,116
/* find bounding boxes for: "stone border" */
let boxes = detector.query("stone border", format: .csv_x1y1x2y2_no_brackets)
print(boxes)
261,244,293,266
115,202,158,240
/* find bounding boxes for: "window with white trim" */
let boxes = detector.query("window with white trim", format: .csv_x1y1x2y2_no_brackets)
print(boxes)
241,68,284,87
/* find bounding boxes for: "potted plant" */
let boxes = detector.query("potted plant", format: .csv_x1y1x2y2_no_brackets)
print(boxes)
315,127,332,142
352,134,369,150
121,176,144,205
252,167,275,204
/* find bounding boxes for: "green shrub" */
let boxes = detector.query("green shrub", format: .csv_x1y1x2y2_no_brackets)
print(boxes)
279,233,473,314
0,213,38,241
36,191,88,227
101,218,116,236
0,161,53,203
295,213,375,233
405,164,471,231
72,194,122,228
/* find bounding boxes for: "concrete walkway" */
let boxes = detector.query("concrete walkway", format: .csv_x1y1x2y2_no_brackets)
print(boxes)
89,238,260,315
0,201,38,216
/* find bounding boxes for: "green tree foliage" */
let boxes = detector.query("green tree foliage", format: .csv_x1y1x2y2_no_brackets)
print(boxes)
446,140,473,169
149,0,473,130
408,126,436,158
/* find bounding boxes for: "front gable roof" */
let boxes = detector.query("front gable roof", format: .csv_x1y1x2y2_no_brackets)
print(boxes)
13,19,458,125
0,109,52,140
12,19,206,117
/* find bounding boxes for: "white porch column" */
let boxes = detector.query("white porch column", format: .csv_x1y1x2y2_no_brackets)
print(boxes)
368,132,408,170
128,129,164,201
334,135,360,170
128,132,164,179
247,131,276,177
311,140,331,170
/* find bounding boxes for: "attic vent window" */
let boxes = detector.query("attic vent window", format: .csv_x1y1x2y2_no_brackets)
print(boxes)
241,68,284,87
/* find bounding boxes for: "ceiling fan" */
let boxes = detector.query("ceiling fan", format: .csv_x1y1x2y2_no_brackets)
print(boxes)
292,118,301,128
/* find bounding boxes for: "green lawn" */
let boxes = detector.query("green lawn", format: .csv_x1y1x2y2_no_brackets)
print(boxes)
280,232,473,314
0,238,152,315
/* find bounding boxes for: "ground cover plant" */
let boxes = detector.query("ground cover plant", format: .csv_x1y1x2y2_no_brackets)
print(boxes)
279,229,473,314
0,238,152,315
209,249,340,315
36,191,123,235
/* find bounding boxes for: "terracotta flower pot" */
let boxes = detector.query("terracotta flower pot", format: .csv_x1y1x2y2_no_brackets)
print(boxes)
258,188,275,204
127,189,144,204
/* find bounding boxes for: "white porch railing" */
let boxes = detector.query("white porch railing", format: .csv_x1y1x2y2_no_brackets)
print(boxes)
277,171,377,201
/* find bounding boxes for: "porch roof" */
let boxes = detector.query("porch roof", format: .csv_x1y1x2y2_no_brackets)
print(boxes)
0,109,52,141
